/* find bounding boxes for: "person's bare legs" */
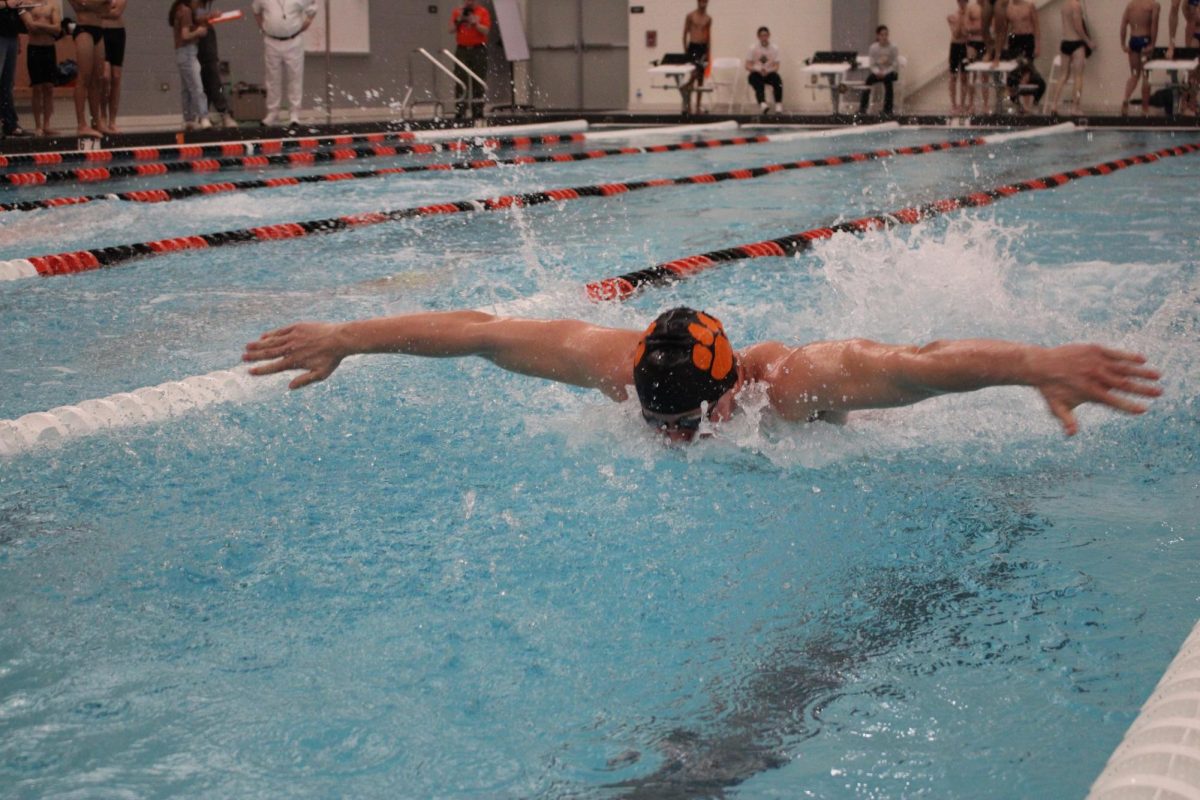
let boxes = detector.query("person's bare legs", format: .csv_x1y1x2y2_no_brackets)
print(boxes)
1069,48,1087,112
1121,50,1142,115
38,84,57,134
31,84,44,134
89,39,115,135
73,32,102,137
949,72,960,113
105,63,122,132
1050,56,1072,114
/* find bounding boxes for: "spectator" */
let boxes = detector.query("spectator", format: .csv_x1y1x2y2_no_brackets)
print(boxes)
193,0,236,127
1,0,31,138
744,26,782,114
169,0,208,130
448,0,490,119
859,25,900,116
22,0,60,136
67,0,111,138
1120,0,1160,116
1048,0,1095,115
100,0,125,133
680,0,711,115
251,0,316,127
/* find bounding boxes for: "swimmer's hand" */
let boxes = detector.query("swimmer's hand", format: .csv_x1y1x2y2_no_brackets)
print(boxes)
1032,344,1162,436
243,322,348,389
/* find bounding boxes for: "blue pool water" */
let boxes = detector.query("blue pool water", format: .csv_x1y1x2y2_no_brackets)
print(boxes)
1,127,1199,798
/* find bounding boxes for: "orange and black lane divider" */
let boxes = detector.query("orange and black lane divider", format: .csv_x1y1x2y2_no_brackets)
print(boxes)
584,142,1200,301
13,137,986,275
0,130,584,171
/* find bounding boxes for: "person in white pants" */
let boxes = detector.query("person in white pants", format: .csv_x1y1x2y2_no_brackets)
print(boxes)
250,0,316,126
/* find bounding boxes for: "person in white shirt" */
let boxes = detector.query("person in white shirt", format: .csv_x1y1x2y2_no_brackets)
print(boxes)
250,0,316,127
859,24,900,115
744,26,783,114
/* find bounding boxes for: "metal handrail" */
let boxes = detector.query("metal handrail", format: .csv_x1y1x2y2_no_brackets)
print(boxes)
440,48,488,90
417,48,466,89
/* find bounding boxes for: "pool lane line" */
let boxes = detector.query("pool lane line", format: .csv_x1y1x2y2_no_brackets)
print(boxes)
0,134,990,280
0,123,888,213
0,120,591,170
583,139,1200,302
0,121,736,189
1087,618,1200,799
0,131,603,190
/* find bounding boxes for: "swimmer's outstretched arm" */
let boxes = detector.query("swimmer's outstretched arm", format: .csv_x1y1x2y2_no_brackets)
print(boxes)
762,338,1162,436
243,311,640,396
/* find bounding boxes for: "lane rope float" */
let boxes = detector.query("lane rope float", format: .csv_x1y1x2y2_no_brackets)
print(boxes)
0,132,1004,280
0,121,893,197
0,120,590,170
583,139,1200,301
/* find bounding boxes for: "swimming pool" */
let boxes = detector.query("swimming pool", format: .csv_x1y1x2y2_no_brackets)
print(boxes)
1,125,1198,798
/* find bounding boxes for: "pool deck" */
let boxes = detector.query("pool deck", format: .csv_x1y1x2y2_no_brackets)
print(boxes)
1,109,1198,156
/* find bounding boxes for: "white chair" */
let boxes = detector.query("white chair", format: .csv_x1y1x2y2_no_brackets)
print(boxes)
707,56,746,112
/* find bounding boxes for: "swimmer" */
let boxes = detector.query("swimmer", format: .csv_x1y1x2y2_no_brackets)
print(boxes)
242,307,1163,443
1121,0,1161,115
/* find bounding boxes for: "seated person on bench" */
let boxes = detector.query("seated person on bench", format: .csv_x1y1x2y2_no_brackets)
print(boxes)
745,26,783,114
860,25,900,115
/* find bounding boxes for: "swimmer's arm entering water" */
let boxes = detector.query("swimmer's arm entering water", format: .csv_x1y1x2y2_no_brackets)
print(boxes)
243,312,640,398
758,338,1162,436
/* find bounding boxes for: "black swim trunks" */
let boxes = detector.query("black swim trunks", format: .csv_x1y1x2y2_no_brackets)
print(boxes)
686,42,709,67
73,24,103,45
968,40,986,58
949,41,968,73
103,26,126,67
1060,39,1091,58
26,43,56,86
1005,32,1036,61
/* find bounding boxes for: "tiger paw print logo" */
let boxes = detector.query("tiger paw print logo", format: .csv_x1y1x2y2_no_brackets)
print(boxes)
687,312,734,380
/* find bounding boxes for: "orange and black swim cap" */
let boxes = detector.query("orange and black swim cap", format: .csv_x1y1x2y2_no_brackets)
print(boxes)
633,307,738,415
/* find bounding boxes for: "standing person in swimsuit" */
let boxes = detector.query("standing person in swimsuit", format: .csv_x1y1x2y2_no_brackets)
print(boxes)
68,0,113,138
21,0,61,136
965,0,987,112
1000,0,1043,111
1166,0,1199,57
948,0,972,114
680,0,711,115
1049,0,1095,115
1121,0,1161,115
1166,0,1199,113
241,307,1162,444
100,0,126,134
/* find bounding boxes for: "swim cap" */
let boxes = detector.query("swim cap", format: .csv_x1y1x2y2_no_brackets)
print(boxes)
633,307,738,415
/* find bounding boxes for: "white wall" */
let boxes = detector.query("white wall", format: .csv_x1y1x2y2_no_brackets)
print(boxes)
881,0,1176,116
626,0,832,113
